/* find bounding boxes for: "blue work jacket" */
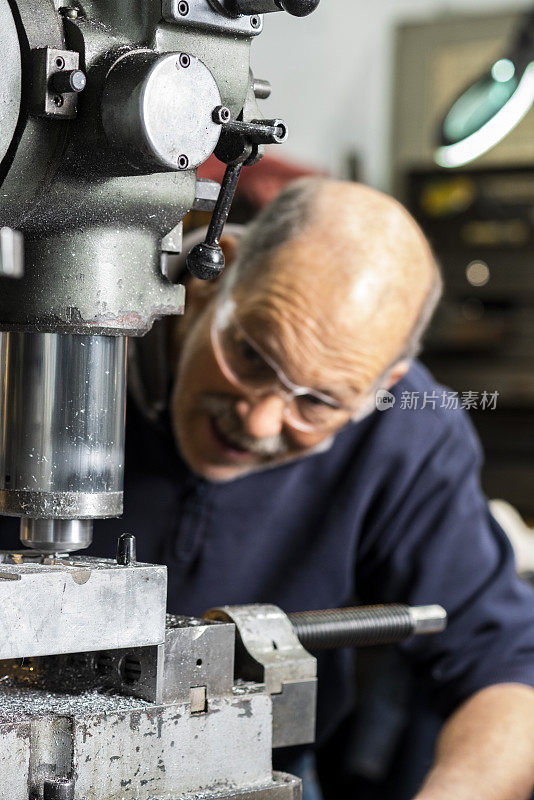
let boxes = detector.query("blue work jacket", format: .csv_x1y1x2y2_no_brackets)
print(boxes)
2,360,533,747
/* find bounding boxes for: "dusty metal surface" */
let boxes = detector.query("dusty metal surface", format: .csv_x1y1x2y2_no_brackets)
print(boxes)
102,50,223,172
206,606,317,749
163,0,264,36
0,554,167,659
0,689,272,800
0,0,20,166
0,684,150,722
206,606,316,693
64,615,237,705
0,4,254,336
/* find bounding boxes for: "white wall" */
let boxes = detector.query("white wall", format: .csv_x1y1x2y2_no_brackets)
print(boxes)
251,0,532,190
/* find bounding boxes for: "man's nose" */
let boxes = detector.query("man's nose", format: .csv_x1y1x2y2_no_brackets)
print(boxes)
234,394,286,439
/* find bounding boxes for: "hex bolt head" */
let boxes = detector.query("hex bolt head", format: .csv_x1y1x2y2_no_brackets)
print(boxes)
212,105,231,125
177,154,189,170
178,0,189,14
179,53,191,69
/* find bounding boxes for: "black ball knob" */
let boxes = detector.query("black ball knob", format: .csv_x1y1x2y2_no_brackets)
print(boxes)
186,242,226,281
278,0,319,16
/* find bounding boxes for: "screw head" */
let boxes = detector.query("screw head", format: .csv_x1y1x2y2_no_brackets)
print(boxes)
177,154,189,170
59,6,79,18
250,15,261,29
179,53,191,69
212,105,231,125
178,0,189,15
53,95,64,107
55,56,65,70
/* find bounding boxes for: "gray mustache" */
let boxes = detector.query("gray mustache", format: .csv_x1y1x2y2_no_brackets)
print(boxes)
201,395,290,457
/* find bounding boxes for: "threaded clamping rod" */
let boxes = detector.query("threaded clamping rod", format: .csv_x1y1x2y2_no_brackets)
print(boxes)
288,604,447,651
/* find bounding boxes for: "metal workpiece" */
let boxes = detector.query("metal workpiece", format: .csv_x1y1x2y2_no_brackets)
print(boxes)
66,615,236,705
102,50,223,172
0,228,24,279
163,0,264,35
0,685,275,800
0,553,167,659
20,519,93,554
0,332,126,534
288,604,448,651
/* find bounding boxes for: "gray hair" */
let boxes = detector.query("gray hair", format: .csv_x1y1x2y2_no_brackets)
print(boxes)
221,177,317,291
397,261,443,362
222,177,443,364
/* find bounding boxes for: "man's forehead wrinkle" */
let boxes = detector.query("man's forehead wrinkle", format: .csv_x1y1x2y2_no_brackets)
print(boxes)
232,284,394,394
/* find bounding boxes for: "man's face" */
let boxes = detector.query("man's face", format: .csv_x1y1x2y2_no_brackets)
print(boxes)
170,243,409,483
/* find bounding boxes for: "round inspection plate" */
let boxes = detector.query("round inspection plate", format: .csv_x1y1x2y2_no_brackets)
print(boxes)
0,0,21,167
141,52,222,171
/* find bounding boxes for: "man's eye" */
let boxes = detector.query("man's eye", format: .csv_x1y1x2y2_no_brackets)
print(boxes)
300,394,332,408
238,340,262,364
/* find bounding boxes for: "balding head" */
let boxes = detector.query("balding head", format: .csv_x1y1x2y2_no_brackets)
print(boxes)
170,178,442,482
225,178,441,381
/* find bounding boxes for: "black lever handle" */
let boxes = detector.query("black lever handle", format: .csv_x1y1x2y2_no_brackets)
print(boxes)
186,114,288,281
227,0,320,16
186,161,243,280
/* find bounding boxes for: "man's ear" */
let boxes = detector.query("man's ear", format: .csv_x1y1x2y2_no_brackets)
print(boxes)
185,232,240,312
386,359,410,389
220,232,239,267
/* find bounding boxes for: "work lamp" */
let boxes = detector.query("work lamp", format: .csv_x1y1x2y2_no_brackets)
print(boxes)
435,10,534,167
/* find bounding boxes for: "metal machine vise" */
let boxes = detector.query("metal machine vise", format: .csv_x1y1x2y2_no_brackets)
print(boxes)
0,545,445,799
0,549,315,799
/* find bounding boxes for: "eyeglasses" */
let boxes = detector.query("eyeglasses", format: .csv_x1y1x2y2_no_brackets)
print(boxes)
210,299,359,432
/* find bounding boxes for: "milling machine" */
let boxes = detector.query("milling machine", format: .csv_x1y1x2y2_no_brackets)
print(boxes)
0,2,447,797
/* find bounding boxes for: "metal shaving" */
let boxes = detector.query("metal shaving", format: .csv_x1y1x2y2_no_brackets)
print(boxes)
0,684,149,723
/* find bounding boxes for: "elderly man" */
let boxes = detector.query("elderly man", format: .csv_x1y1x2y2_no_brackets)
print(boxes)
4,178,534,797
